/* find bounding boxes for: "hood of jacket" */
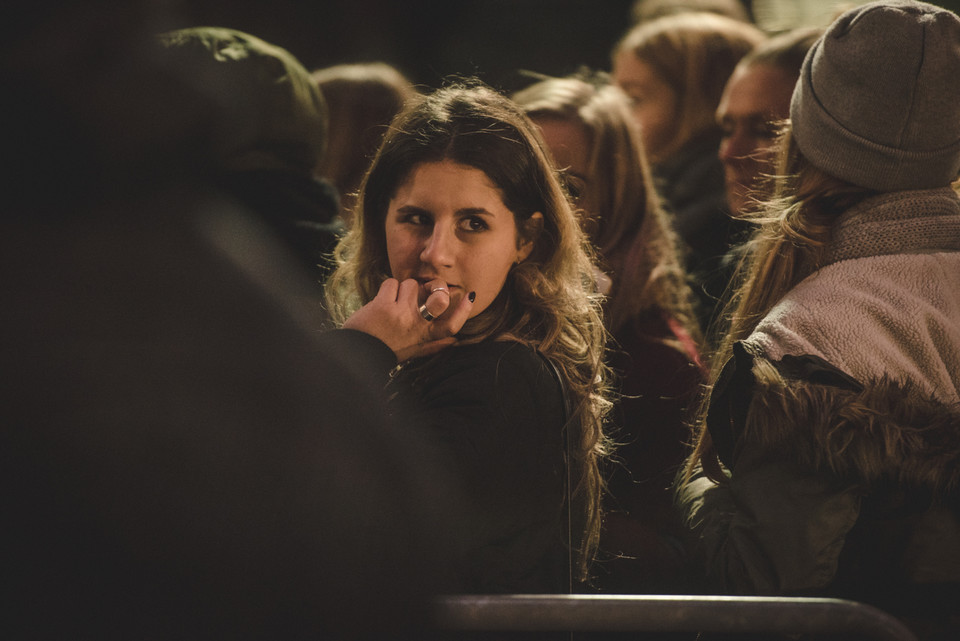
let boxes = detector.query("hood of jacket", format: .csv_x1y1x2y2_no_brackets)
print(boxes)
732,346,960,496
156,27,327,175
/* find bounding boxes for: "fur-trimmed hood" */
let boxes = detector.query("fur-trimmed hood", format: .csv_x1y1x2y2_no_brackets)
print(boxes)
722,345,960,496
730,191,960,494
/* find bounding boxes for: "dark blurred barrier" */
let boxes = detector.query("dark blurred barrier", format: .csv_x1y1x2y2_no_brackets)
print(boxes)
434,594,918,641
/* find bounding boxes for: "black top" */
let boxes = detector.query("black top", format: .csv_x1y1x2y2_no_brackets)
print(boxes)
389,340,571,594
2,197,460,639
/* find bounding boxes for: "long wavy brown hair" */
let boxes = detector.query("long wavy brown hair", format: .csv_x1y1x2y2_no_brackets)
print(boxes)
324,80,614,581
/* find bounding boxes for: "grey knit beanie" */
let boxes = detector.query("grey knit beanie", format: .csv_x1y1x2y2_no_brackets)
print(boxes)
790,0,960,191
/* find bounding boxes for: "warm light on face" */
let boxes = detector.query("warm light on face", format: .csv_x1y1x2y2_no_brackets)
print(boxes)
384,160,535,318
717,63,798,216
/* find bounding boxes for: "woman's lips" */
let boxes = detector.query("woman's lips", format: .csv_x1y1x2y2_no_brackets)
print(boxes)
417,277,459,289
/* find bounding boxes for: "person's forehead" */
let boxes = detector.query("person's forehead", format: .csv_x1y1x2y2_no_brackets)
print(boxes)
722,63,797,116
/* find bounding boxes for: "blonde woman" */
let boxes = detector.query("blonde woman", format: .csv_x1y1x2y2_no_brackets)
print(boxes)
514,74,705,593
325,81,613,592
679,2,960,636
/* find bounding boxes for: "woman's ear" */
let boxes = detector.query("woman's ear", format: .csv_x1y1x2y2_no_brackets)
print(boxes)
517,211,543,262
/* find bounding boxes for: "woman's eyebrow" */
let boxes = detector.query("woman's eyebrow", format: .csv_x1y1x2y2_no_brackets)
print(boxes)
455,207,492,216
395,204,431,215
395,204,494,217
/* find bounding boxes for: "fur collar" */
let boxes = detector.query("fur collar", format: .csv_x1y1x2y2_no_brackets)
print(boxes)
741,354,960,495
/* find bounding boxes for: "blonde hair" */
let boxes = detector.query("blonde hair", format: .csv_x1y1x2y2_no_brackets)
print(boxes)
513,73,701,344
684,128,877,483
324,80,614,581
614,11,765,161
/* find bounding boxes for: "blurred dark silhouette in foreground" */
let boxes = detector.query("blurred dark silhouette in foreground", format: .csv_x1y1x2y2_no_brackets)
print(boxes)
2,3,460,639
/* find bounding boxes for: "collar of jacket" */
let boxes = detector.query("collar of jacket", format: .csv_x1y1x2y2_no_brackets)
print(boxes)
823,186,960,267
712,342,960,493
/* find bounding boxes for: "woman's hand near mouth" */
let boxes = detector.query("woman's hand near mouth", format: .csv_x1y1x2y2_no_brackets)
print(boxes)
343,277,475,362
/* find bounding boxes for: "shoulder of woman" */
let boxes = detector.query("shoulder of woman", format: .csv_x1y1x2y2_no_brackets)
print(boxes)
408,341,561,416
437,340,559,391
399,340,566,454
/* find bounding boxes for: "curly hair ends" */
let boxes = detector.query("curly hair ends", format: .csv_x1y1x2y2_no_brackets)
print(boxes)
324,79,614,582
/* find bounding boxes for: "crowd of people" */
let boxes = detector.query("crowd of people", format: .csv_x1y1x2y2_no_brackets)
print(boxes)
5,0,959,639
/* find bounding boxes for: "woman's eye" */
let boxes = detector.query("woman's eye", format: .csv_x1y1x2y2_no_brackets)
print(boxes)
752,123,779,140
401,211,431,226
458,216,488,232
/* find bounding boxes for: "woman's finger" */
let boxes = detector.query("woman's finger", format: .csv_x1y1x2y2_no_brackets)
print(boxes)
376,278,400,301
434,290,474,335
344,278,461,361
396,278,421,305
421,280,452,321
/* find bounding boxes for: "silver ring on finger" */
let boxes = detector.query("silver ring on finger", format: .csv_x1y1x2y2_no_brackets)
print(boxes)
418,303,436,321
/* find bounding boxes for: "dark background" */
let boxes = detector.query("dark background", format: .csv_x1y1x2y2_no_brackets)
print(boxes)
165,0,960,94
8,0,960,95
166,0,650,92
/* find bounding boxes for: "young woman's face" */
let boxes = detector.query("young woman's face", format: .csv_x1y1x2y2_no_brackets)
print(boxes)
612,51,678,163
384,160,535,318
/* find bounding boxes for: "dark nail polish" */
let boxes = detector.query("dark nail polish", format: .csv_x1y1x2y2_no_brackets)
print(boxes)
468,291,476,303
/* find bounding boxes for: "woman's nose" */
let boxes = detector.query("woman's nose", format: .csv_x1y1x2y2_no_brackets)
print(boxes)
419,226,454,267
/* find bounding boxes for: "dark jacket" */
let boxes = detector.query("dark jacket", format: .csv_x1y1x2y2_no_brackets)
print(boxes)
653,131,751,332
683,343,960,636
1,195,461,640
384,339,572,594
598,308,706,594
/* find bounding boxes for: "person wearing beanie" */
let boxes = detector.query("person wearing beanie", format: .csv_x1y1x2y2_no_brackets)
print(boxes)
676,2,960,638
